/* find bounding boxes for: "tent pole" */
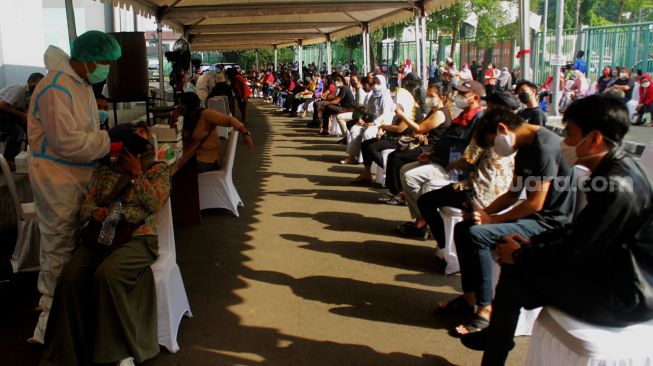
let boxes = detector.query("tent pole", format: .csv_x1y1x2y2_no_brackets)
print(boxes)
326,34,332,75
157,21,166,104
552,0,564,116
65,0,77,44
519,0,532,81
298,40,303,79
414,9,421,80
274,45,278,73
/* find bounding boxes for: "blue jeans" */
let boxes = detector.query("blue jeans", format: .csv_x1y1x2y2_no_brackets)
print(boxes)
453,219,549,306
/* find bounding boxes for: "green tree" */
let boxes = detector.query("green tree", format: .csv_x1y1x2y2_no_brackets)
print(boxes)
429,2,468,58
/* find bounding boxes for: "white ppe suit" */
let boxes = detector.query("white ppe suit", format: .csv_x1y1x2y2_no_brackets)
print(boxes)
196,71,217,106
27,46,110,343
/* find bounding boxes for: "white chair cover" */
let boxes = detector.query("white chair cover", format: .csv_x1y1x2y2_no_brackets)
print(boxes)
198,130,243,217
436,206,463,275
0,154,40,272
329,115,341,136
373,149,395,186
526,307,653,366
207,96,233,139
153,199,192,353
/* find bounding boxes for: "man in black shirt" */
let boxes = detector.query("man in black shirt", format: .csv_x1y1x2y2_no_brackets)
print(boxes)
606,67,635,103
515,80,547,126
462,95,653,365
441,110,575,336
319,74,355,136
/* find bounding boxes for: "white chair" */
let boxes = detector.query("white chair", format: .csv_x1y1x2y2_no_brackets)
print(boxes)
526,307,653,366
207,96,233,139
153,199,192,353
373,149,395,186
198,130,243,217
436,206,463,275
0,154,40,273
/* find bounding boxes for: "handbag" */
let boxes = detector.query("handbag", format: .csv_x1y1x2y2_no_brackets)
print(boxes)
396,135,422,151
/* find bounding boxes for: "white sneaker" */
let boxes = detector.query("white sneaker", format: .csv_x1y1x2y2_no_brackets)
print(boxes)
27,311,48,344
117,356,135,366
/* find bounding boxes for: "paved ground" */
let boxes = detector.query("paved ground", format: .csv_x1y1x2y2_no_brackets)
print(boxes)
1,100,530,365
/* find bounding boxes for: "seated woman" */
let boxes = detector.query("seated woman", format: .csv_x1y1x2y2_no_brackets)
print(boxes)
351,74,422,184
41,122,169,366
340,75,394,165
382,83,453,202
174,92,253,173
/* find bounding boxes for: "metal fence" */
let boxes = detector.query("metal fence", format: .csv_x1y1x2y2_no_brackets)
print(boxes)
298,21,651,83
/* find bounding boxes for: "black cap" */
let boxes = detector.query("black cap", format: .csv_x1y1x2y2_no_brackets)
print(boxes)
454,80,485,97
483,90,521,110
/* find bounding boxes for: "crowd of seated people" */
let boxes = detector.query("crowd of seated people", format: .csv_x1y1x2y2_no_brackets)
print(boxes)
263,66,653,364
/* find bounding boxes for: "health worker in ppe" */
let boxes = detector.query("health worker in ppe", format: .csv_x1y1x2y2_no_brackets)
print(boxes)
27,30,121,344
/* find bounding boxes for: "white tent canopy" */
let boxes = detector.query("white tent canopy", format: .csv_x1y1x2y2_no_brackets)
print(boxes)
97,0,457,51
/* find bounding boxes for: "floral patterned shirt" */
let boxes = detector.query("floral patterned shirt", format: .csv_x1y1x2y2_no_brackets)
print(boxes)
80,162,171,238
453,137,514,207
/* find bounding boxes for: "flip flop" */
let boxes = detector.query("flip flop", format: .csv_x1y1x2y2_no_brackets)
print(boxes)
454,314,490,336
436,295,474,316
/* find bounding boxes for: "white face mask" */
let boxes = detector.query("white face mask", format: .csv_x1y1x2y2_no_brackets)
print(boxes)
643,82,651,88
454,94,469,109
373,84,383,92
335,81,343,87
425,96,438,108
560,133,610,167
493,131,516,157
619,73,627,79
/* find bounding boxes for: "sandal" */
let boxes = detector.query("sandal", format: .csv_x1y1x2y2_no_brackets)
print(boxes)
460,328,516,351
351,177,373,185
435,295,474,316
340,157,358,165
454,314,490,336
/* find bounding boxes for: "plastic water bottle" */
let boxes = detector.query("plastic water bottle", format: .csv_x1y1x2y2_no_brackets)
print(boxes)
98,202,122,246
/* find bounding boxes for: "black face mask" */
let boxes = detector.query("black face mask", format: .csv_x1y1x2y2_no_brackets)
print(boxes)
518,92,530,104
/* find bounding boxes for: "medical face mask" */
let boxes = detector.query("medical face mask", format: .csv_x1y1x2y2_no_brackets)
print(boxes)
560,133,609,167
518,92,531,104
494,132,516,157
86,63,111,84
642,81,651,88
425,96,438,108
99,110,109,124
373,84,383,92
619,73,627,79
454,94,469,109
335,81,343,88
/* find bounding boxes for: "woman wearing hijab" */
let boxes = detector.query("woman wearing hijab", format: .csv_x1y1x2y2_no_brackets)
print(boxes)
41,123,168,366
496,67,512,92
341,75,394,165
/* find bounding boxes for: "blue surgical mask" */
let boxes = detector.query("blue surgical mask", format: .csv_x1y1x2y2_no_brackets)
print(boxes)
86,63,111,84
98,110,109,124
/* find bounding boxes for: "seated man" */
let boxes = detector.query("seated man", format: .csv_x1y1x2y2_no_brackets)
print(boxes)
41,123,169,366
335,74,369,143
319,74,356,136
445,104,576,335
0,73,44,161
396,80,485,238
463,95,653,365
515,80,547,126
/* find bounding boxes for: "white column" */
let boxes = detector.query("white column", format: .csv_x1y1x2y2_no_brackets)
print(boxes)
326,34,332,74
274,45,278,72
133,7,138,31
104,1,115,33
414,10,421,79
298,41,303,79
519,0,532,81
64,0,77,43
157,21,165,103
362,23,370,74
420,7,428,88
552,0,564,116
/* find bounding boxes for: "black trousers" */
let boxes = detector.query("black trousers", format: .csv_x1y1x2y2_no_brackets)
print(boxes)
0,114,25,161
361,138,397,168
312,100,331,125
385,148,423,195
417,184,466,247
321,104,346,130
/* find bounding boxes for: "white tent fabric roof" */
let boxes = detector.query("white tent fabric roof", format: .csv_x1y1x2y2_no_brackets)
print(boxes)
97,0,457,50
